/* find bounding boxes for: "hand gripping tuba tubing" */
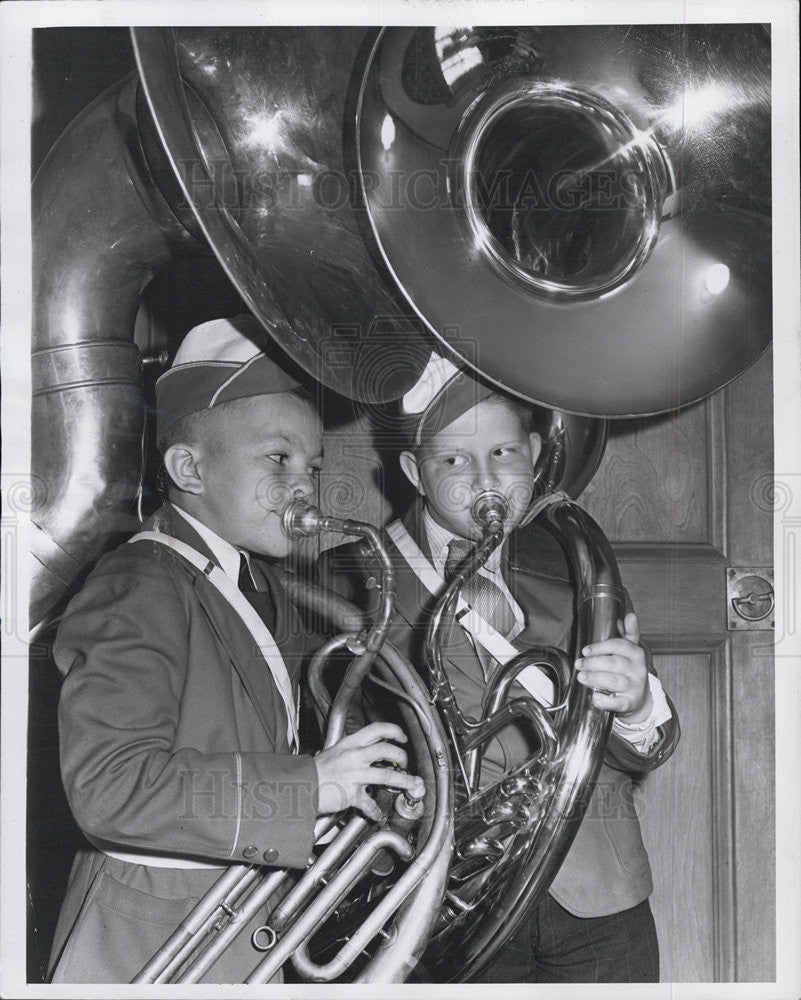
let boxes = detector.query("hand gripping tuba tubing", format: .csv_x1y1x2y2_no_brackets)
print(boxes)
419,491,624,981
134,502,453,984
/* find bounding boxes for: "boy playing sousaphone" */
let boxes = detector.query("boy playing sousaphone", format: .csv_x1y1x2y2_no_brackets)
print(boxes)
322,352,680,983
48,316,423,983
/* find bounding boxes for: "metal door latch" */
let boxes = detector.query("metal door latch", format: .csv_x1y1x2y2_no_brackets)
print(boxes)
726,567,774,630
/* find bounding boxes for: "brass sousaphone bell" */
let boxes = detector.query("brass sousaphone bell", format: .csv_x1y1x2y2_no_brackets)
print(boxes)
31,24,770,982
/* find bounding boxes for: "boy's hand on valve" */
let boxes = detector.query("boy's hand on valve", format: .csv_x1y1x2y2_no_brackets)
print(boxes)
314,722,425,821
574,612,652,723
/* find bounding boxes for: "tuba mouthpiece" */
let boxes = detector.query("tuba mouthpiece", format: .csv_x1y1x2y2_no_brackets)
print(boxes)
282,499,325,538
470,490,510,534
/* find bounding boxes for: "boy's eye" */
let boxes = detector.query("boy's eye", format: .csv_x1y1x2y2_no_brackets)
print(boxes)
443,455,468,468
493,444,523,458
266,453,288,465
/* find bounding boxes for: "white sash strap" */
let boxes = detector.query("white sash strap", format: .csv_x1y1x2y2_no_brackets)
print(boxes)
129,530,299,751
385,520,555,707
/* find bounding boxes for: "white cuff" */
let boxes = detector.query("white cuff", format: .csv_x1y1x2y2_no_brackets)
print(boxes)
611,674,672,753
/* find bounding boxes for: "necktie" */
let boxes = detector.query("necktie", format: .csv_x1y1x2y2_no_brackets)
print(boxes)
444,538,516,641
238,552,277,633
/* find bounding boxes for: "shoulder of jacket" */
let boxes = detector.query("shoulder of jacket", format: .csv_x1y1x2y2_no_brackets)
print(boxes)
507,519,572,584
79,534,202,601
55,536,194,657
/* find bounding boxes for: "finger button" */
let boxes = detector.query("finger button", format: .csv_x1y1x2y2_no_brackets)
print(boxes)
262,847,280,863
242,845,258,859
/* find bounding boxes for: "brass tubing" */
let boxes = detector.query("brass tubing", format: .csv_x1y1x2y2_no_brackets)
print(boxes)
424,494,623,979
482,648,573,718
306,634,355,730
424,525,505,758
178,869,292,984
276,521,453,982
177,814,339,983
282,502,397,746
244,829,415,982
133,864,259,983
269,815,369,932
155,867,265,982
31,73,202,631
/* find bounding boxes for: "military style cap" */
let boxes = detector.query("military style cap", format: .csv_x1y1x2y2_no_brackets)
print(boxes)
155,315,301,442
400,351,495,447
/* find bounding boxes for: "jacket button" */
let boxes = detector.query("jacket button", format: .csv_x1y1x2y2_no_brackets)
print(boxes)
242,846,258,858
263,847,279,863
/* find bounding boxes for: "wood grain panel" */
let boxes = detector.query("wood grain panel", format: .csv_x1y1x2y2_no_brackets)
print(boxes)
730,631,776,981
616,552,727,635
637,642,733,982
724,349,774,567
581,402,711,545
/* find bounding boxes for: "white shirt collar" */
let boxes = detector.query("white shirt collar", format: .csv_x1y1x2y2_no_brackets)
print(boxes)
170,503,247,583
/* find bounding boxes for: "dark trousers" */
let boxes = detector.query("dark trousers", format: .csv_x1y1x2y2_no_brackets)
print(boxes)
473,894,660,983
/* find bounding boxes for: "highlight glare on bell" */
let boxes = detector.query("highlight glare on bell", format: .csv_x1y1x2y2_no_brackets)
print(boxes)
131,27,433,405
381,114,396,151
704,263,731,297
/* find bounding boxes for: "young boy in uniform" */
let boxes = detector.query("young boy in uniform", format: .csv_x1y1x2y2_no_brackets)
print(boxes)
47,316,422,984
322,352,680,983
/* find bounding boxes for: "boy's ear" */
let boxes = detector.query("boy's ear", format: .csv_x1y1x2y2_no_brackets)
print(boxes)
399,450,424,495
529,431,543,467
163,444,203,495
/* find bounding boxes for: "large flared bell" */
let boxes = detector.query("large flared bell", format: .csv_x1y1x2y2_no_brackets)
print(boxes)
133,25,770,417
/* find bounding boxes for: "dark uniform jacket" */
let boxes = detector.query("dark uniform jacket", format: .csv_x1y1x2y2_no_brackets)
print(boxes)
321,498,680,919
48,503,319,983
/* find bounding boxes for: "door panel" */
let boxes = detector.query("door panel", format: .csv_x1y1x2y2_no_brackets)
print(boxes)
636,646,724,983
581,349,775,981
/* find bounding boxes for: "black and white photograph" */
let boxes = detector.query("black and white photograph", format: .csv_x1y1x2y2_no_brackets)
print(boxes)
1,1,799,996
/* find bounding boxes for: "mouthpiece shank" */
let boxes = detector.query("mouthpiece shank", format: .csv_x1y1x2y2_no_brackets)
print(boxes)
282,499,328,538
470,490,510,535
280,499,396,657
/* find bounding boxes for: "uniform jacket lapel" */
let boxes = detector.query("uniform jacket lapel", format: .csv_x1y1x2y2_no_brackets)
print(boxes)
148,504,292,748
503,527,575,652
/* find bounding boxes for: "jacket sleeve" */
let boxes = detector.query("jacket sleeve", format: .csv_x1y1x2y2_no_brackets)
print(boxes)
603,630,681,773
55,548,318,869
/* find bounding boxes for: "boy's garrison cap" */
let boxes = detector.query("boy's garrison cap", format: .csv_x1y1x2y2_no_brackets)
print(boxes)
155,315,301,443
401,351,495,448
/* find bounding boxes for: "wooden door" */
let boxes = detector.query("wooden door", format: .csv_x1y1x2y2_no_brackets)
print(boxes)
581,348,775,982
